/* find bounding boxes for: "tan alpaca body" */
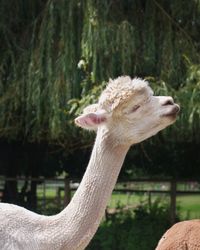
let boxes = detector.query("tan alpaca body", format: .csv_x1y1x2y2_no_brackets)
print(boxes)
156,220,200,250
0,76,179,250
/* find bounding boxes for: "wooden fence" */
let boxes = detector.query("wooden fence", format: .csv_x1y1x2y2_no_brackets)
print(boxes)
0,177,200,224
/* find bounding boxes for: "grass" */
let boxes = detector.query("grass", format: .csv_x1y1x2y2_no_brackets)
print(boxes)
36,185,200,220
177,195,200,219
108,192,200,220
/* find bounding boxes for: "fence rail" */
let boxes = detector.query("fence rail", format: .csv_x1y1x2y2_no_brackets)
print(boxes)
0,176,200,224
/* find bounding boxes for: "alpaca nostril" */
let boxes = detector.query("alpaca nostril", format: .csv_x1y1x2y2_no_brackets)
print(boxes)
162,98,174,106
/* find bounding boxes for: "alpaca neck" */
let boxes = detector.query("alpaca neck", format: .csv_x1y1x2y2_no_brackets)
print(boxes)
54,128,129,250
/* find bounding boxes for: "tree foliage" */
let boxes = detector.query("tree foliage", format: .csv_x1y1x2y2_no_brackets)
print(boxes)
0,0,200,145
0,0,200,185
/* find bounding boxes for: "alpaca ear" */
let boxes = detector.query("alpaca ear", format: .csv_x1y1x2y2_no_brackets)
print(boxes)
75,110,109,130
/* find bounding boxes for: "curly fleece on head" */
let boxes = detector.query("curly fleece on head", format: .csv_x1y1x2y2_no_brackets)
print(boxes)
98,76,151,112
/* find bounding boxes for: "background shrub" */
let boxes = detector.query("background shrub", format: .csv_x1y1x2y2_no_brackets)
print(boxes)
87,199,177,250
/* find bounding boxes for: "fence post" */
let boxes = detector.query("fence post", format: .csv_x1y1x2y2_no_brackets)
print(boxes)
170,180,176,225
148,191,152,209
43,180,46,211
64,177,71,207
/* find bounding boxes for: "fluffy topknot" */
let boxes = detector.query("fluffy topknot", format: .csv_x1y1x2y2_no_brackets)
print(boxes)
98,76,151,112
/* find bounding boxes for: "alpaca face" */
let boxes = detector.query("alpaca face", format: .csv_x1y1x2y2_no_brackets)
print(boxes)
110,92,179,145
75,77,179,145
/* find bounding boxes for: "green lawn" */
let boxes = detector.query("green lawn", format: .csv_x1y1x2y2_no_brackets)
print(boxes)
108,192,200,220
37,187,200,220
177,195,200,219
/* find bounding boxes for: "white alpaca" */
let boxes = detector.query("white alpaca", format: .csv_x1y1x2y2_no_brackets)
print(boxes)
156,220,200,249
0,76,179,250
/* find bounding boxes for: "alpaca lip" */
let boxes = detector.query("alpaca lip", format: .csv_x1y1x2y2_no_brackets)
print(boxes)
163,104,180,117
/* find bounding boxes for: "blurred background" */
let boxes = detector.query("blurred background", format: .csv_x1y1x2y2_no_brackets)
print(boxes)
0,0,200,249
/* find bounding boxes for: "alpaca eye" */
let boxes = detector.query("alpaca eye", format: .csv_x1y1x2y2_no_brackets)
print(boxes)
131,105,140,112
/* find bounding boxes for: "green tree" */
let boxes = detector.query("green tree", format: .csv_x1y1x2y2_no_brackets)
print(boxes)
0,0,200,207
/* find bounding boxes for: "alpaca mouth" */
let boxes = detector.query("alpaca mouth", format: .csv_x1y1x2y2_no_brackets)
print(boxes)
163,104,180,117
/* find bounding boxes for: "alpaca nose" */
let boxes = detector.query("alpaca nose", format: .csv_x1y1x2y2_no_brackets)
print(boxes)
161,97,174,106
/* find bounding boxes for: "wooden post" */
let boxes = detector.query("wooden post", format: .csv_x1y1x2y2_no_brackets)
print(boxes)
56,187,61,209
64,177,71,207
43,180,46,211
148,191,152,209
170,180,176,225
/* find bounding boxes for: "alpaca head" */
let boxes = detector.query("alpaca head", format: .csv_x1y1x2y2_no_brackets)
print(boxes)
75,76,179,145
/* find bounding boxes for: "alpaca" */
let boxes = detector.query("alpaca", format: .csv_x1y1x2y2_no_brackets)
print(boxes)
0,76,179,250
156,220,200,250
